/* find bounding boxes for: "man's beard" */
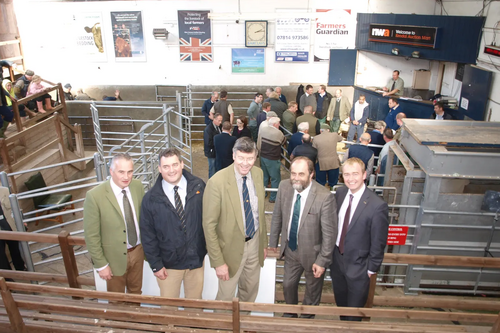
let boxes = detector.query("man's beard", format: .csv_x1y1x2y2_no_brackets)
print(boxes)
291,179,310,192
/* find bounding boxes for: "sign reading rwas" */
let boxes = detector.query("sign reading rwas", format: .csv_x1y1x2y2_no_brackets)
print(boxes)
369,24,437,49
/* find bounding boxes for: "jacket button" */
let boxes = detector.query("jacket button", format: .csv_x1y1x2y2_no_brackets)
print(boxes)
123,253,126,255
123,242,126,244
123,230,126,233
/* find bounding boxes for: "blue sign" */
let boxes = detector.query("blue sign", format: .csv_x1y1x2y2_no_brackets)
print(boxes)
275,51,309,62
232,48,265,74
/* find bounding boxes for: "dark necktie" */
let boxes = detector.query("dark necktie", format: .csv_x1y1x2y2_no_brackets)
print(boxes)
174,186,186,233
122,190,138,246
288,194,301,251
339,194,354,254
391,81,396,91
242,176,255,238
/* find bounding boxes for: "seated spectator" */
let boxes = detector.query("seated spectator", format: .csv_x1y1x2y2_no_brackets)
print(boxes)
26,75,53,113
2,79,35,120
103,89,123,101
15,69,34,98
232,115,252,139
75,88,94,100
63,83,75,101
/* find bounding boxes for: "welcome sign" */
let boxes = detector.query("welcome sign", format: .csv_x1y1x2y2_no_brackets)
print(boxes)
369,24,437,48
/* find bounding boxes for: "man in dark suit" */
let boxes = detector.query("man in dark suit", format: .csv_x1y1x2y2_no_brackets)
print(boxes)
204,113,223,178
214,121,237,172
431,101,453,120
287,122,308,157
276,87,287,104
256,102,271,129
269,157,336,318
290,134,317,165
367,121,386,164
330,157,389,321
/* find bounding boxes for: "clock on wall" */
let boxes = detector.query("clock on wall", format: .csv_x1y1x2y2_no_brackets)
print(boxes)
245,20,268,47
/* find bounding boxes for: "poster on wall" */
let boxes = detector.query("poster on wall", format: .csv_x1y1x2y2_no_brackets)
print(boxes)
178,10,213,62
275,17,310,62
314,9,355,62
73,12,106,62
232,48,265,74
110,11,146,61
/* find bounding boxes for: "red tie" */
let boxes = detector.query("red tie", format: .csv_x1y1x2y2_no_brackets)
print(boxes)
339,194,354,254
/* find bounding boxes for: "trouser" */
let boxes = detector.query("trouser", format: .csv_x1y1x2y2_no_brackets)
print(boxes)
318,116,327,124
106,244,144,295
330,246,370,321
315,165,339,188
248,126,258,143
347,123,364,143
216,232,261,303
157,265,204,299
283,246,325,318
0,219,26,272
207,158,216,178
329,118,341,133
260,157,281,201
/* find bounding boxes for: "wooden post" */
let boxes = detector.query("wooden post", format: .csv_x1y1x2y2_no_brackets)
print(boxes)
0,277,27,333
11,100,23,133
362,273,378,322
57,83,74,151
232,297,240,333
53,113,69,181
58,230,81,291
491,312,500,333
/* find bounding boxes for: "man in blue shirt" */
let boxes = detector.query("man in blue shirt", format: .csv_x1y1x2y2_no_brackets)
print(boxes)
201,91,219,125
384,97,402,131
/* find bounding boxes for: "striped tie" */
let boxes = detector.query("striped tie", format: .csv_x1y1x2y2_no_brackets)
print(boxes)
122,190,137,246
242,176,255,238
174,186,186,233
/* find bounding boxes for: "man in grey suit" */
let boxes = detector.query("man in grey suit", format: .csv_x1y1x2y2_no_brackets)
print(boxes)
331,157,389,321
269,156,337,318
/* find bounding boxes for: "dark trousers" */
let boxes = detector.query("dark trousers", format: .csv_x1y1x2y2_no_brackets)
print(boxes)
283,246,325,318
0,219,26,271
315,165,339,188
330,246,370,321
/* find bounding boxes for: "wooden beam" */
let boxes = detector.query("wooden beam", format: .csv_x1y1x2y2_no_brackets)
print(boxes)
4,116,55,143
58,230,81,290
383,253,500,268
362,273,378,322
0,40,20,46
0,278,27,333
0,231,85,246
232,297,240,333
492,312,500,333
0,270,94,286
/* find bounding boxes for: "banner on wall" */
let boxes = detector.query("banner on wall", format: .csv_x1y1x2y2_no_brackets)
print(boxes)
314,9,355,62
232,48,265,74
73,12,107,62
110,11,146,61
178,10,213,62
275,17,310,62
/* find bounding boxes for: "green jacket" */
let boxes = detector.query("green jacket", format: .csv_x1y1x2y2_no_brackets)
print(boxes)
202,164,268,278
83,179,145,276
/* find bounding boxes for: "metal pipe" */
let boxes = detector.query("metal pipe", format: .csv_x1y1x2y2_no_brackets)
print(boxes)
33,250,88,266
25,209,81,224
94,153,104,182
32,218,83,233
408,287,500,296
421,223,500,230
21,176,97,197
7,156,94,177
417,245,500,252
17,183,101,200
9,194,34,272
24,198,85,216
0,171,9,188
423,209,498,217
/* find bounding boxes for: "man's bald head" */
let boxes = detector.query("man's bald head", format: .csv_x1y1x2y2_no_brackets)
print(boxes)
304,105,313,114
360,133,371,145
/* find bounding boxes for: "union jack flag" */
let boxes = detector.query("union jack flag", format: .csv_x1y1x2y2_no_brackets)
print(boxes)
179,37,212,61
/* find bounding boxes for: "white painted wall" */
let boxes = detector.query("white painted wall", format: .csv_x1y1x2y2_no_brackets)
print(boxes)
13,0,436,90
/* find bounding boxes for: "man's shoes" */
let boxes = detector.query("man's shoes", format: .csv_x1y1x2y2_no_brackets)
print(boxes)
269,198,275,203
299,314,315,319
282,313,298,318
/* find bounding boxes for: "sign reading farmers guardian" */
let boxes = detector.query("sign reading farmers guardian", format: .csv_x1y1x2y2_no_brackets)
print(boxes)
369,24,437,48
178,10,213,62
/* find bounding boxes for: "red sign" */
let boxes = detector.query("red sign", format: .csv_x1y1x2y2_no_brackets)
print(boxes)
484,46,500,58
387,226,408,245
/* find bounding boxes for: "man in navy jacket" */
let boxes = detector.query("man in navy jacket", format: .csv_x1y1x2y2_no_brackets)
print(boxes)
140,147,206,300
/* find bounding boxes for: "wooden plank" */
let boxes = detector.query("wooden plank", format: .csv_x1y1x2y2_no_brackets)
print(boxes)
362,273,378,322
7,283,233,311
58,230,81,290
492,312,500,333
0,278,26,333
11,139,59,171
0,40,20,46
232,297,240,333
23,106,62,129
4,117,55,144
0,231,86,246
0,270,93,286
239,302,497,323
13,300,233,330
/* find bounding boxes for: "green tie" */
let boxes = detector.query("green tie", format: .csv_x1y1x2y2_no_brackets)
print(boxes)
288,194,301,251
122,190,138,246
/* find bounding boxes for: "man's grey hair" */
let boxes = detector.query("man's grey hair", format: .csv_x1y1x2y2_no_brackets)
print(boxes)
374,121,386,130
268,117,280,126
232,137,256,154
110,153,133,170
304,105,313,114
298,122,309,132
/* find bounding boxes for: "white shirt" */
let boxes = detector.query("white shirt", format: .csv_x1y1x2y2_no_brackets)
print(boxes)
161,175,187,208
435,113,444,120
287,182,312,242
379,140,396,165
97,179,140,272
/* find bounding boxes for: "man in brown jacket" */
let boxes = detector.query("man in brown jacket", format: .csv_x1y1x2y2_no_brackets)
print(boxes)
312,124,343,189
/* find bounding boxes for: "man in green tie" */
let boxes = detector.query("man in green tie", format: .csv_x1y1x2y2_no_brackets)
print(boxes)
269,156,337,318
84,153,145,294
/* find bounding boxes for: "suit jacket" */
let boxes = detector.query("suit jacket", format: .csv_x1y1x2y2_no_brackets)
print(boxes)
287,132,304,156
430,111,453,120
291,142,317,165
335,186,389,279
256,111,267,129
279,94,287,104
83,179,145,276
269,181,337,269
313,132,343,171
204,123,221,158
202,165,268,278
214,132,237,171
327,97,352,122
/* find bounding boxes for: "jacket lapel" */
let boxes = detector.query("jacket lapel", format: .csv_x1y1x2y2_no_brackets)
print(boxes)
227,167,245,236
347,188,370,233
336,186,347,214
282,182,294,237
104,181,124,219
